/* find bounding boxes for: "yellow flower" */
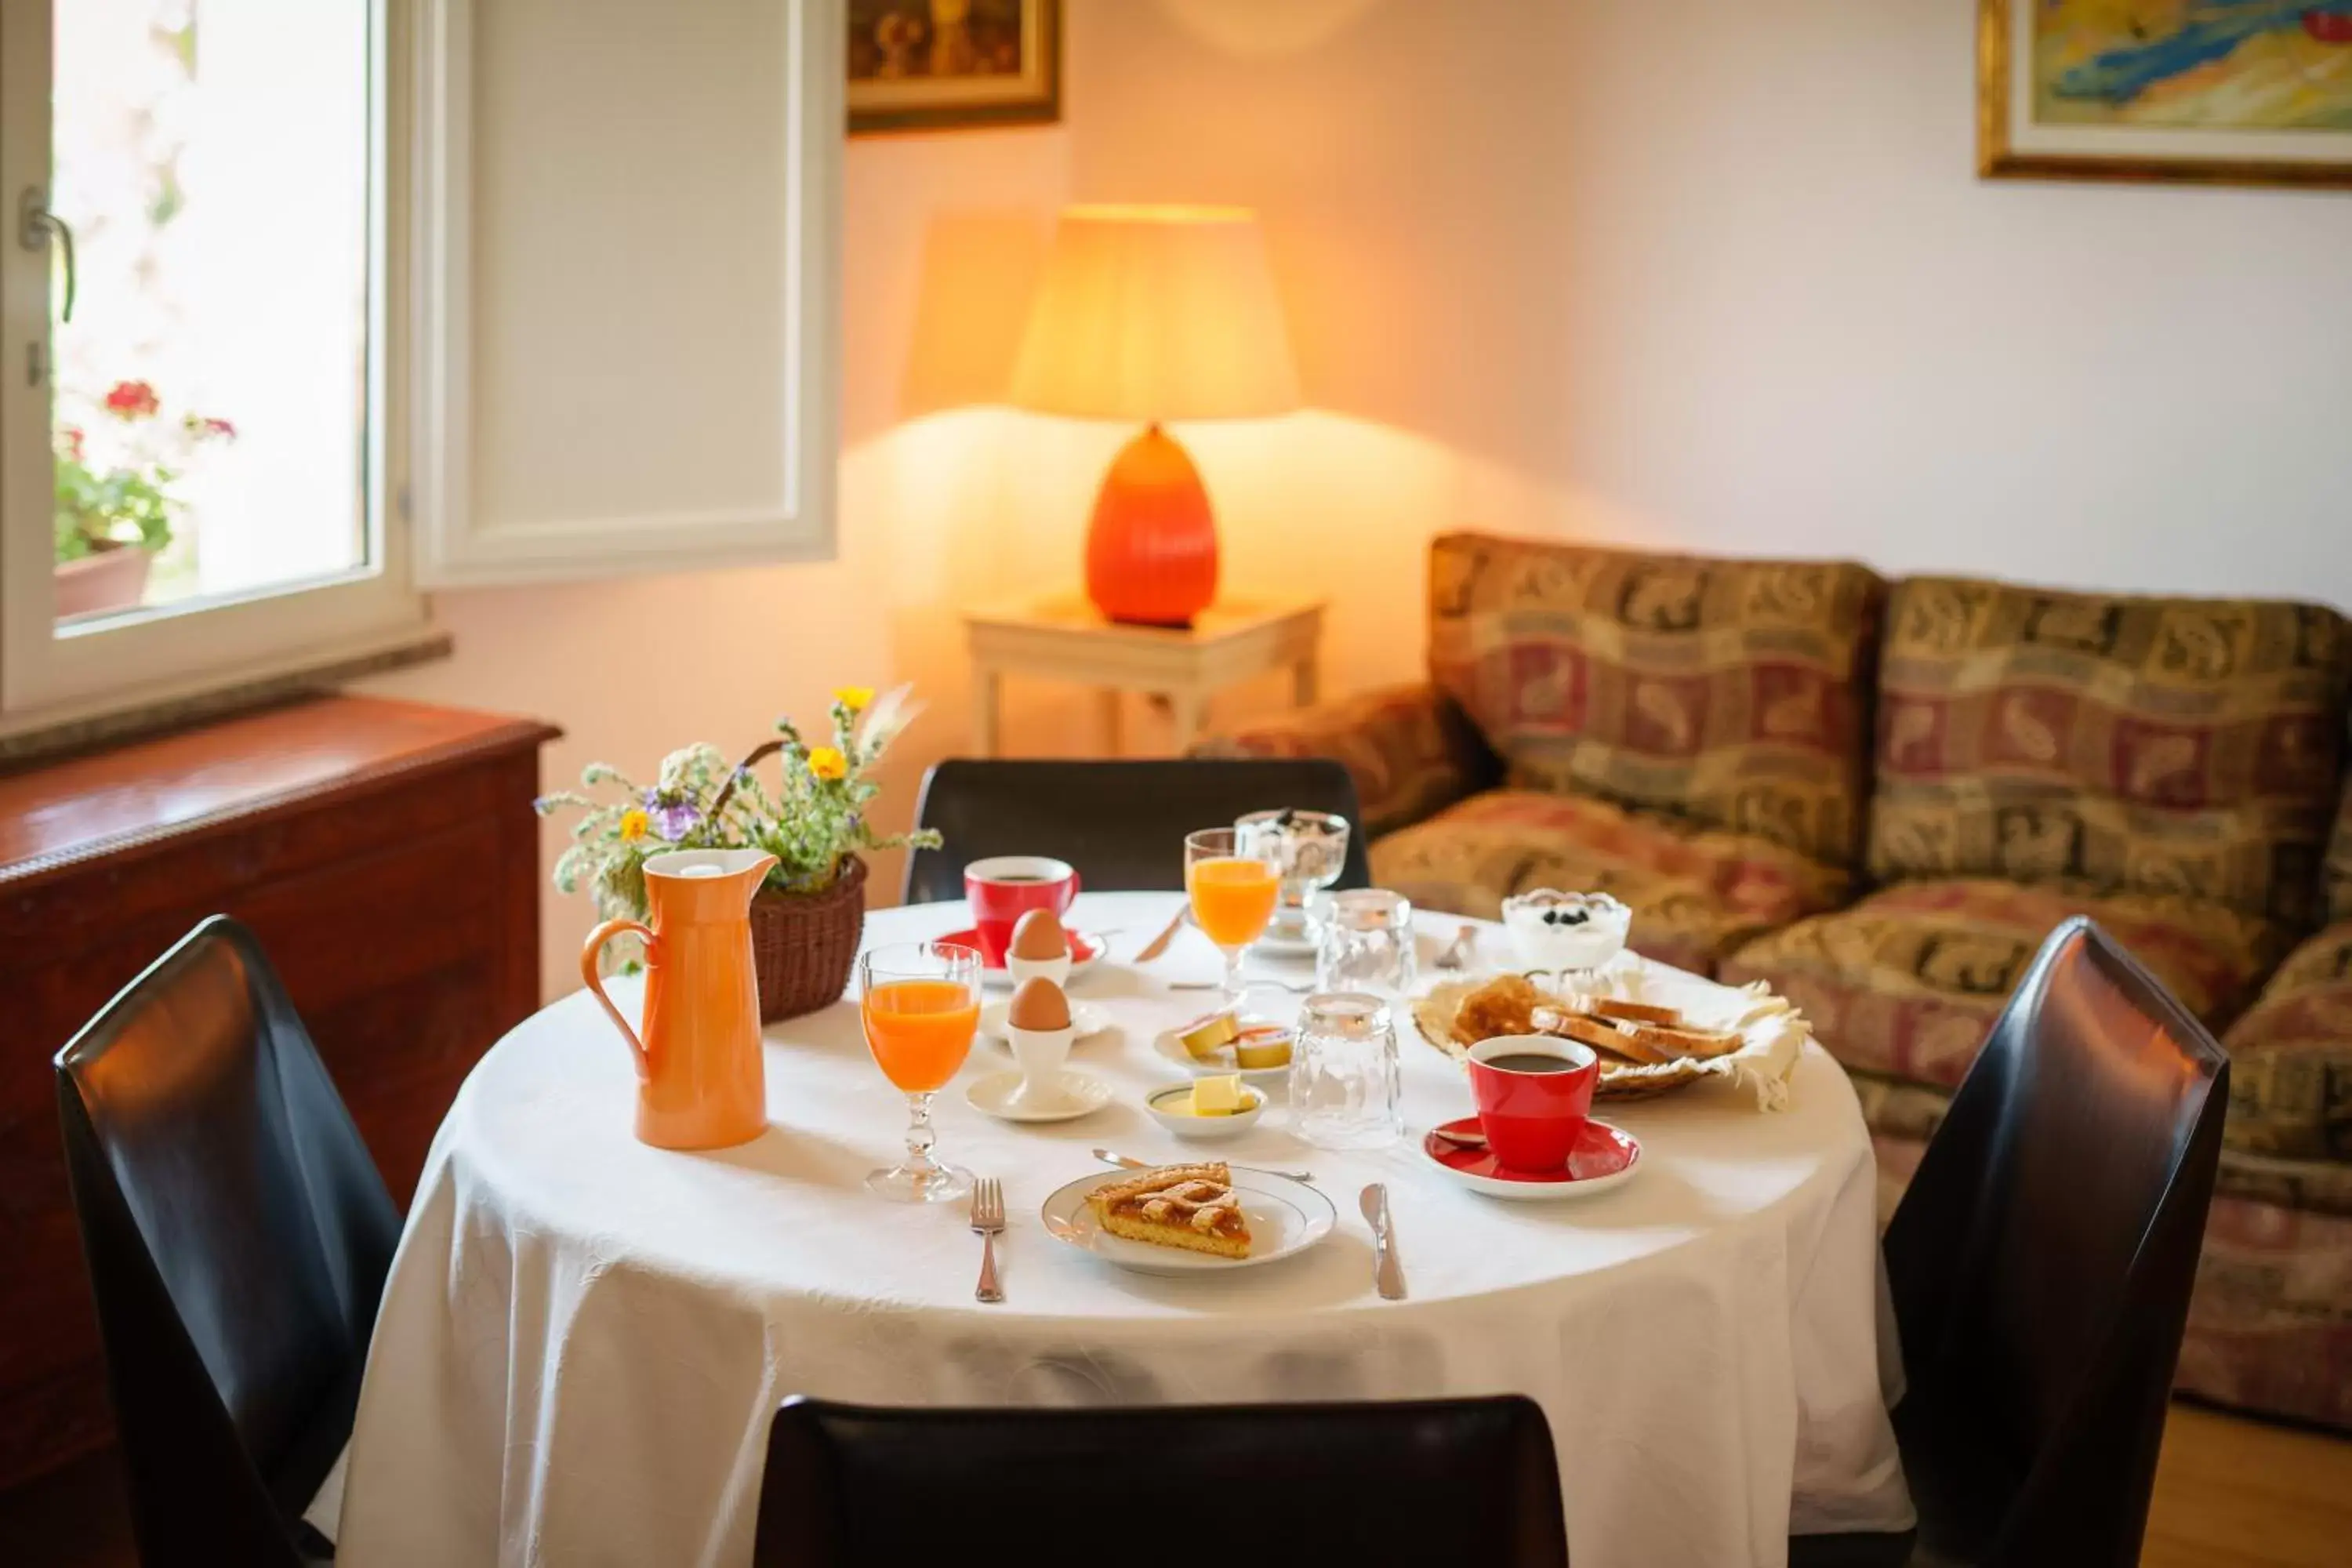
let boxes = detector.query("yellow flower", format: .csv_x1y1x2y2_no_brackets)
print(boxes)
808,746,848,782
618,808,651,843
833,684,874,712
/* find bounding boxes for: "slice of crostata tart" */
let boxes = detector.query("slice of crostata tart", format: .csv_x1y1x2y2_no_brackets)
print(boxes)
1087,1163,1253,1259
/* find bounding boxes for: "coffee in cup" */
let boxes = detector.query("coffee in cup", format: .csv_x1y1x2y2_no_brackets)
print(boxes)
1465,1034,1599,1173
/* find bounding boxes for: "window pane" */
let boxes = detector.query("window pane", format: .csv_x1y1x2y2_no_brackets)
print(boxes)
50,0,370,630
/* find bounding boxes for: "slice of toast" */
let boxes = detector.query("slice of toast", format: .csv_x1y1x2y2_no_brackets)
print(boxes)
1534,1008,1675,1066
1586,997,1684,1028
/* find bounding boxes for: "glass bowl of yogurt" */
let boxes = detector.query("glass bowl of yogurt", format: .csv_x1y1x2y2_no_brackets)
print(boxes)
1499,889,1631,975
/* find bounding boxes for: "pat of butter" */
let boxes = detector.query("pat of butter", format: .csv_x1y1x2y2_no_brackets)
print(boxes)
1177,1010,1239,1060
1191,1074,1246,1116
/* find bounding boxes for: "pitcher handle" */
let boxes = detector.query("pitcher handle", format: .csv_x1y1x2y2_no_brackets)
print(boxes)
581,917,657,1081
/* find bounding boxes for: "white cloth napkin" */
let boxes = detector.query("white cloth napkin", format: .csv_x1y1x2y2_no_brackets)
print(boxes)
1554,951,1812,1110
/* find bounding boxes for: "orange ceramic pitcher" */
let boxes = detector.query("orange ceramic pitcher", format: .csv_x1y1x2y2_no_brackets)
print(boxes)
582,848,779,1150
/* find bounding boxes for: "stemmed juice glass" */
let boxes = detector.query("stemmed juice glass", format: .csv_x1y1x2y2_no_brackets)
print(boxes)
858,941,981,1203
1183,827,1283,1013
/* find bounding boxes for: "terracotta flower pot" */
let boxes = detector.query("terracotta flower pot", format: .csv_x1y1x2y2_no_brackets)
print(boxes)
748,855,869,1022
54,545,151,619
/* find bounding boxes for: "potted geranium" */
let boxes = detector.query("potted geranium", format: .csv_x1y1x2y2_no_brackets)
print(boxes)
537,684,941,1021
53,379,235,619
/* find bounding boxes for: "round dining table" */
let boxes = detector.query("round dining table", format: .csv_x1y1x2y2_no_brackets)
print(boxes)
337,891,1913,1568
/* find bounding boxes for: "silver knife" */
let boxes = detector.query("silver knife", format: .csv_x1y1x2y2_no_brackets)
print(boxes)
1360,1183,1406,1300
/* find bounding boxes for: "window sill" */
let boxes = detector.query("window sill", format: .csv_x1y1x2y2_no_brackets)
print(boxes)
0,620,453,766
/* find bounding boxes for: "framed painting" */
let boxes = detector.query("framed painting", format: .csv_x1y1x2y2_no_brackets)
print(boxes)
1980,0,2352,188
848,0,1061,136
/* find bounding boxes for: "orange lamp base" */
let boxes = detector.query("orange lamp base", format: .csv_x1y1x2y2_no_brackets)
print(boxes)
1084,423,1218,627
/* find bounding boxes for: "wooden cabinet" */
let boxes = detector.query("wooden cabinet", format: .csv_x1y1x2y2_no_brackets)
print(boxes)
0,695,557,1487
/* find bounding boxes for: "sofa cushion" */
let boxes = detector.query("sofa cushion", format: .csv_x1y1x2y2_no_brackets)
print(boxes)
2223,924,2352,1162
1868,576,2347,926
1368,787,1849,974
1192,684,1497,841
1425,532,1884,869
1720,878,2289,1090
2329,776,2352,925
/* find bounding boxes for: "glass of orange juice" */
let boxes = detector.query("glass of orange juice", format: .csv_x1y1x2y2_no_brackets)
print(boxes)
858,941,982,1203
1184,827,1283,1012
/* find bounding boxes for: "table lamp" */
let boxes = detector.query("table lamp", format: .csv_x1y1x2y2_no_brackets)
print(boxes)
1010,205,1300,627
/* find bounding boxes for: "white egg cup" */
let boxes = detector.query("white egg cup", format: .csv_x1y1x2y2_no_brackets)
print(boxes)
1005,949,1073,989
1004,1021,1077,1108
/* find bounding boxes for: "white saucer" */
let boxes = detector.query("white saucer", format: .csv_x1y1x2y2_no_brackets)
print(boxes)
1039,1167,1337,1275
978,999,1115,1043
964,1069,1113,1123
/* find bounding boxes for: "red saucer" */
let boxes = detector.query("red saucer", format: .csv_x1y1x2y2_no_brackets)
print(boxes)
1421,1116,1640,1200
938,926,1104,973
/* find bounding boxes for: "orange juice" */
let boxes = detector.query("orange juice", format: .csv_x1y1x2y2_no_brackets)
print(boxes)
1187,856,1281,948
861,978,978,1092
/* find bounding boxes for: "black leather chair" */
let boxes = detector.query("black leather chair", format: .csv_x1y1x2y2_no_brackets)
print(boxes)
54,916,401,1568
902,757,1372,904
752,1394,1568,1567
1792,917,2229,1568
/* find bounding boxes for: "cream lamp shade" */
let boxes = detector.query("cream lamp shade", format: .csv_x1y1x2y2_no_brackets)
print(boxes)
1010,205,1301,422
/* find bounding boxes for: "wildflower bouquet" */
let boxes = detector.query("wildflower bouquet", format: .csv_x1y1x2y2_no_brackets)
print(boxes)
538,684,940,924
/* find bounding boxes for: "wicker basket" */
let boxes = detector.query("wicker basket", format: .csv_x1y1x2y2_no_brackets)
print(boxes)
748,855,868,1022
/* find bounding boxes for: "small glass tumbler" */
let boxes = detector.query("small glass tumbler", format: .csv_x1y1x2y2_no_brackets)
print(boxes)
1236,808,1352,945
1316,888,1417,997
1288,992,1405,1151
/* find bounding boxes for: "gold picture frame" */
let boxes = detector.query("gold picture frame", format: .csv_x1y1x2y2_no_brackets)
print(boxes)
848,0,1061,137
1979,0,2352,190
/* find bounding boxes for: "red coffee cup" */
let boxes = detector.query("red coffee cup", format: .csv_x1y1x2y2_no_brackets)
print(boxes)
963,855,1080,967
1466,1035,1599,1174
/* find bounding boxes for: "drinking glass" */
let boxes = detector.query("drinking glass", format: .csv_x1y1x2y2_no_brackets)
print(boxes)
1289,992,1405,1151
858,942,981,1203
1184,826,1283,1012
1316,888,1417,997
1235,808,1352,945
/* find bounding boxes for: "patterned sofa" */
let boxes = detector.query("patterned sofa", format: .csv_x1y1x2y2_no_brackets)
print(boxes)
1201,530,2352,1430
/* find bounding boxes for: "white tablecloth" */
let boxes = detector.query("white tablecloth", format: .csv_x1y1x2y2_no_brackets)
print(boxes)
339,892,1911,1568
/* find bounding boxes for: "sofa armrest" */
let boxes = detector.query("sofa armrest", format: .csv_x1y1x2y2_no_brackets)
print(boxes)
1192,684,1498,839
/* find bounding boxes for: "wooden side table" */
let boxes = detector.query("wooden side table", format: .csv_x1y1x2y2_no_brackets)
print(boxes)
964,593,1326,757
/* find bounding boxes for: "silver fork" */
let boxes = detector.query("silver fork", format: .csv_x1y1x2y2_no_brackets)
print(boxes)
970,1178,1005,1304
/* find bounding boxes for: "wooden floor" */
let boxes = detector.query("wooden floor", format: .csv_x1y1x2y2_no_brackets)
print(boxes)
0,1402,2343,1564
2141,1406,2352,1568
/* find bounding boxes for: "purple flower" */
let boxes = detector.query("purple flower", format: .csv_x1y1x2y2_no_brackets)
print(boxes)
643,789,701,842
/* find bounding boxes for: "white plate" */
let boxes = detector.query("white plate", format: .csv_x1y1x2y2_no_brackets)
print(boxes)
964,1069,1114,1123
1040,1167,1337,1275
978,999,1115,1043
1152,1023,1292,1087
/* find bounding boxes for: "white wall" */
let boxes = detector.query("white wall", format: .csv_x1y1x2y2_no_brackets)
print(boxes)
1066,0,2351,601
367,0,2352,1000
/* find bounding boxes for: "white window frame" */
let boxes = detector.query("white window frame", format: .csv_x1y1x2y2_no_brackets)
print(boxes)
0,0,842,729
0,0,434,729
